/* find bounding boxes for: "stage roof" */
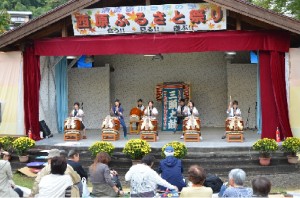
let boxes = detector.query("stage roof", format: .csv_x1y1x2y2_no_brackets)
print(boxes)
0,0,300,51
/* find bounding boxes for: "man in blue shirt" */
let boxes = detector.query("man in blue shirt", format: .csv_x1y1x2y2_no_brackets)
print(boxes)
158,146,186,191
111,99,128,139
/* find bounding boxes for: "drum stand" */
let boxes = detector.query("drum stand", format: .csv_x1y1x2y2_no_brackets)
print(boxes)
129,121,139,134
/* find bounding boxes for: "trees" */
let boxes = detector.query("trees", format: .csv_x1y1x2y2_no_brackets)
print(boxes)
0,0,68,18
0,10,10,34
249,0,300,20
0,0,299,20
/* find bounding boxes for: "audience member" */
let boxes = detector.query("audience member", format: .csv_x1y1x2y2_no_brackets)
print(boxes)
89,152,123,197
0,150,20,197
31,149,81,197
158,146,186,191
180,165,213,197
219,168,253,197
67,150,88,179
37,156,73,198
252,177,271,197
125,154,178,197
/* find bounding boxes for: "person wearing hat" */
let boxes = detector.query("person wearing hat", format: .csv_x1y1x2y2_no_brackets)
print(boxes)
158,146,186,192
111,99,128,139
31,149,81,197
67,150,88,180
70,102,87,139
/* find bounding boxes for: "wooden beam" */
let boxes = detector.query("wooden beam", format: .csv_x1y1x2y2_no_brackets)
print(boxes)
204,0,300,34
236,17,241,30
0,0,99,49
229,11,278,30
27,21,63,40
61,19,68,37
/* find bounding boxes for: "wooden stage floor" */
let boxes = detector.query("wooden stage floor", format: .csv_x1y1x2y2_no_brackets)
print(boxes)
36,127,260,149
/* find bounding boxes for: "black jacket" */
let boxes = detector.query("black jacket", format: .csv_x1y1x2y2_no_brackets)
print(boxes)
67,159,88,180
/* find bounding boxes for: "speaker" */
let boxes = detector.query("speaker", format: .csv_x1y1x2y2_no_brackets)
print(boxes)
39,120,53,138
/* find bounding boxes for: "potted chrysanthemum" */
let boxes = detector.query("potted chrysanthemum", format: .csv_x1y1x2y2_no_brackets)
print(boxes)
88,141,115,158
252,138,278,166
12,137,35,162
161,141,187,159
0,136,15,153
122,139,151,164
282,137,300,164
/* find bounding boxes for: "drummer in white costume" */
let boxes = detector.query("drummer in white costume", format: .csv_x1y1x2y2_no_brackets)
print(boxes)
69,102,86,139
143,101,159,139
183,100,202,140
222,99,242,139
184,100,199,117
144,101,158,119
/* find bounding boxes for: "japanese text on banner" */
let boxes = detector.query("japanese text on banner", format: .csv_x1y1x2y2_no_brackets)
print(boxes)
72,3,226,35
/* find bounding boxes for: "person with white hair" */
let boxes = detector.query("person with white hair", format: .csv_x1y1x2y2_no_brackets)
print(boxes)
219,168,253,197
158,146,186,191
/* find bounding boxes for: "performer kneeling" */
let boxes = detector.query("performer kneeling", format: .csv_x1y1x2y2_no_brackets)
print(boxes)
70,102,86,139
222,100,242,139
143,101,159,138
111,99,128,139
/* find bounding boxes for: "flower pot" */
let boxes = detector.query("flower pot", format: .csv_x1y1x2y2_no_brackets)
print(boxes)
287,155,299,164
131,160,142,165
19,155,29,163
259,157,271,166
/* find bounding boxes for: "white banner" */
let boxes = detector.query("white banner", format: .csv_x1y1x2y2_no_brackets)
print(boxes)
72,3,226,36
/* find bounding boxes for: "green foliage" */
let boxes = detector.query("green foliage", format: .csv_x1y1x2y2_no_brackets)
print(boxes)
249,0,300,20
0,136,15,152
161,141,188,159
281,137,300,156
88,141,115,157
253,138,279,158
0,9,10,33
0,0,68,18
12,137,35,156
13,173,35,189
122,139,151,160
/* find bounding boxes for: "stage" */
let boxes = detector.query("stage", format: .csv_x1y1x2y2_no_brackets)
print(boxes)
36,127,260,149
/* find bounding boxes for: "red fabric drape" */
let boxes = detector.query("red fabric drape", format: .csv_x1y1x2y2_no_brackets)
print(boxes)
34,31,290,56
31,30,292,139
23,46,41,140
259,51,292,139
270,51,293,138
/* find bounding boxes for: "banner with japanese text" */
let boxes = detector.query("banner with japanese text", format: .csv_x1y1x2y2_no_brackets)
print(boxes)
162,88,184,131
72,3,226,36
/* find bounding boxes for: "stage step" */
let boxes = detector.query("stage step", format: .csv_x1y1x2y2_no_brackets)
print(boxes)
9,145,299,179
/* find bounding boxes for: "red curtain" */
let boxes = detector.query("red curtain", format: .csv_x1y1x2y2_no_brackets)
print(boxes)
31,30,292,140
259,51,292,139
34,31,290,56
270,51,293,138
23,46,41,140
